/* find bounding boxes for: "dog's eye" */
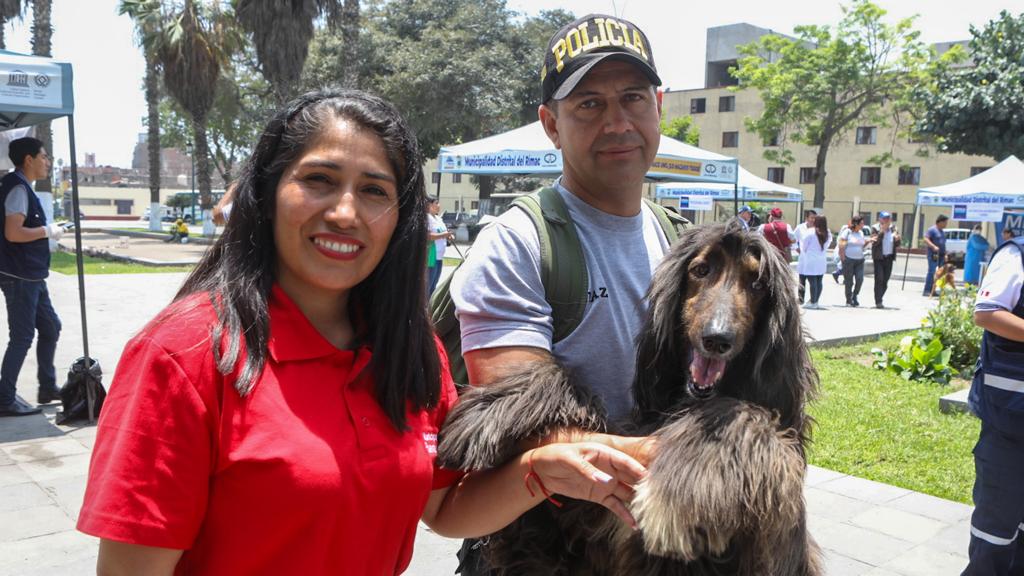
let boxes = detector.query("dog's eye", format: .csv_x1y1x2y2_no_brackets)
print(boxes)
752,280,765,290
692,263,710,278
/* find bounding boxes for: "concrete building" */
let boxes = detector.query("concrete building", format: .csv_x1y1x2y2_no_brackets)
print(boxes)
660,24,992,244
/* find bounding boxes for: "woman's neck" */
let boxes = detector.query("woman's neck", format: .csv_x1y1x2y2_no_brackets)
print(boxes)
277,276,354,350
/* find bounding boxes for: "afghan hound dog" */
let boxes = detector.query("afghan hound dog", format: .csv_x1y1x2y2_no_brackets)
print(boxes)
438,222,822,575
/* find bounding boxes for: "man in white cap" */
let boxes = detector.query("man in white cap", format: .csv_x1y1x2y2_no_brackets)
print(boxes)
870,211,900,308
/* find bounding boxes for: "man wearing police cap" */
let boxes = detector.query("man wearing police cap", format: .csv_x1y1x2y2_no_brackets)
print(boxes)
963,211,1024,575
449,13,669,574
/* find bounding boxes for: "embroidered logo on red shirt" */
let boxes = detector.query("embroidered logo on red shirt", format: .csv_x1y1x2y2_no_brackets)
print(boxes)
423,432,438,455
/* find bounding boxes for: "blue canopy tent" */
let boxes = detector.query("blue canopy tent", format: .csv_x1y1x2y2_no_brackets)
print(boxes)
0,49,96,417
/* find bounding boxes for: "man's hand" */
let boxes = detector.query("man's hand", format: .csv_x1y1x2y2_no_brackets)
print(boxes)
45,223,65,241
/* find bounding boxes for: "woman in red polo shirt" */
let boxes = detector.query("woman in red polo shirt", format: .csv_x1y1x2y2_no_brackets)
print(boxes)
78,90,646,575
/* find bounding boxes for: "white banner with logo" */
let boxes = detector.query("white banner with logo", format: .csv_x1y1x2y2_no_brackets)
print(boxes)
677,196,714,211
0,53,64,110
951,203,1005,222
439,151,562,174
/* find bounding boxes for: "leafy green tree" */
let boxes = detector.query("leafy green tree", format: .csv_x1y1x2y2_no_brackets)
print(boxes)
916,11,1024,160
660,116,700,146
158,47,271,186
732,0,939,208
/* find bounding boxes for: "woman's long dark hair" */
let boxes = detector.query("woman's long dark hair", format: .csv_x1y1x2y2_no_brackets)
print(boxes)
814,215,828,249
177,89,440,430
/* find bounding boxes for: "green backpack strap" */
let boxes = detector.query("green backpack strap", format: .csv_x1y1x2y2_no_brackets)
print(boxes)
643,198,690,244
429,261,468,386
511,187,589,344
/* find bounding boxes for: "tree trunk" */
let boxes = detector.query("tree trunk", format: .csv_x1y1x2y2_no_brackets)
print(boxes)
341,0,359,88
31,0,52,193
812,144,829,209
192,111,216,236
145,52,162,231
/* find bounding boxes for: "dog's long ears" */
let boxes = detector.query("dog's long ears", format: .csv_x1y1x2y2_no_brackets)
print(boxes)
437,362,607,471
633,232,698,423
746,238,819,437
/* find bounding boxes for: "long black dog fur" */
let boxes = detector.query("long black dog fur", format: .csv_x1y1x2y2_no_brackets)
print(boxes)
437,223,822,575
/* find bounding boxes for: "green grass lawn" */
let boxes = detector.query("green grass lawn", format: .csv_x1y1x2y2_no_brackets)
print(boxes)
50,251,194,275
808,332,979,504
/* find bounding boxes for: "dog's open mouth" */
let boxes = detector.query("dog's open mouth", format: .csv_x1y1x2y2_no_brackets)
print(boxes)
688,351,726,399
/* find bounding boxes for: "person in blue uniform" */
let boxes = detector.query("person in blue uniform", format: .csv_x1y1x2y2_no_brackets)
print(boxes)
963,210,1024,575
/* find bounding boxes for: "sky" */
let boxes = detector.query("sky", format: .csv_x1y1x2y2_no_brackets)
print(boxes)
2,0,1020,168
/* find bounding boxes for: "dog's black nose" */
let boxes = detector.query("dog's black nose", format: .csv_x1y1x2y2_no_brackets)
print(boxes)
701,332,734,355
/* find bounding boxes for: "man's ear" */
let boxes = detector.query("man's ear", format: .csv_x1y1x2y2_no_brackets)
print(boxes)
538,103,561,150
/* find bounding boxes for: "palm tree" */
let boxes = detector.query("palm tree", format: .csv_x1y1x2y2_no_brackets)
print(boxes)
0,0,26,49
235,0,320,105
157,0,234,235
339,0,359,88
120,0,164,231
31,0,52,193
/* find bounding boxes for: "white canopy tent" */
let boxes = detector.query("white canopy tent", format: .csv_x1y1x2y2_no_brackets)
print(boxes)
0,49,96,416
900,155,1024,286
437,120,739,185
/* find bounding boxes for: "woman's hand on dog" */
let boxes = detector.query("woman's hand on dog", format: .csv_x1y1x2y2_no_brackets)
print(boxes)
526,442,648,528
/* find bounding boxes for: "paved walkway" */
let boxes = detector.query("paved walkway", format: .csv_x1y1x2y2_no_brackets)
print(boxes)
0,250,971,575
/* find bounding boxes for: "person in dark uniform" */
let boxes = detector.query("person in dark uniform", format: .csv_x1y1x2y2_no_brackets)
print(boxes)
963,210,1024,575
0,136,63,416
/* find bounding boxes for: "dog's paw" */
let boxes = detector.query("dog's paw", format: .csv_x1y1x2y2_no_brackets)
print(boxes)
631,398,806,560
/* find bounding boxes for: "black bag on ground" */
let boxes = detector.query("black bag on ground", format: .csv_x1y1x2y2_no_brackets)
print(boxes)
57,357,106,425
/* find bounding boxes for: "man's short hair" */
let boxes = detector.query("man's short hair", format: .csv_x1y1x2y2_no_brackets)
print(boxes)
8,137,44,167
803,209,817,218
426,195,438,204
936,214,949,224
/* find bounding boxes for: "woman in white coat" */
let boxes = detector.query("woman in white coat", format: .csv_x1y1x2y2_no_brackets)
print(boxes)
798,215,832,309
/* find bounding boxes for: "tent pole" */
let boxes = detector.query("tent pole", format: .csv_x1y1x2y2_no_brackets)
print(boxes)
900,199,920,290
733,181,738,215
67,115,90,368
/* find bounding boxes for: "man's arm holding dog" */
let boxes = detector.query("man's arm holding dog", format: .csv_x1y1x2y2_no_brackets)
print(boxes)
465,347,657,465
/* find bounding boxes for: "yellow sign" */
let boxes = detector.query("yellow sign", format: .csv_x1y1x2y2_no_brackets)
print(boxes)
650,156,702,178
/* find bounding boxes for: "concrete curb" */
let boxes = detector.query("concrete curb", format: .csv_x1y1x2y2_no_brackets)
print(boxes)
57,244,198,267
96,228,218,246
806,328,912,349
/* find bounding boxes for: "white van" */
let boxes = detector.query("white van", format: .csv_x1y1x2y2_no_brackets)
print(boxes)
943,228,970,266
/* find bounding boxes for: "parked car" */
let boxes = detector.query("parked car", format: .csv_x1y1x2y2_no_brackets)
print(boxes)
943,228,971,267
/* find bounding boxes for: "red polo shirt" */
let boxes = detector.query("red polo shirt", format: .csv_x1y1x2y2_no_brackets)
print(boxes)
78,286,461,575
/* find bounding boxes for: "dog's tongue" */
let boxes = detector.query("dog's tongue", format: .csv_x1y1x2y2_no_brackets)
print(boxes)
689,353,726,390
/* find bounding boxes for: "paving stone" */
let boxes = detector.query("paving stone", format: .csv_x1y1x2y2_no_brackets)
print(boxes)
0,463,32,488
0,449,12,466
0,482,53,512
0,529,98,574
2,438,90,463
815,474,913,504
411,523,461,576
813,521,916,566
881,544,967,576
922,520,971,559
824,549,876,576
849,506,948,544
0,416,65,445
39,475,88,522
0,505,72,542
16,453,91,485
806,465,848,487
806,486,869,523
887,491,973,525
864,569,903,576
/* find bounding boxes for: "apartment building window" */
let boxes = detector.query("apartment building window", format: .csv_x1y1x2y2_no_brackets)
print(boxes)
860,167,881,185
718,95,735,112
970,166,991,176
452,173,462,183
898,166,920,185
690,98,706,114
722,131,739,148
471,201,479,210
431,171,441,184
855,126,877,145
766,167,785,184
799,167,818,184
764,132,780,147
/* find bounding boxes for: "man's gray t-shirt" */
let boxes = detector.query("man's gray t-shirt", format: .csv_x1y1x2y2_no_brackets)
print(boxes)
451,182,669,422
